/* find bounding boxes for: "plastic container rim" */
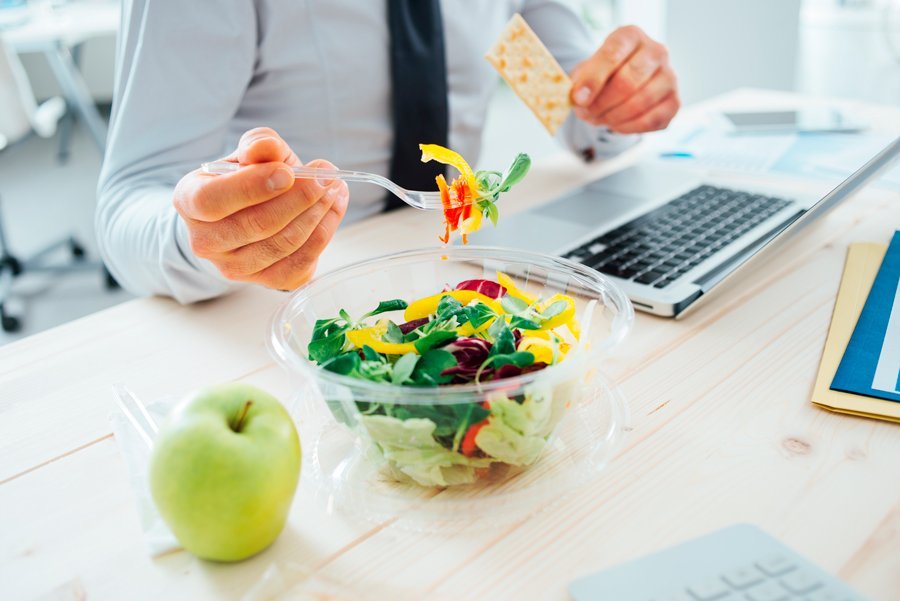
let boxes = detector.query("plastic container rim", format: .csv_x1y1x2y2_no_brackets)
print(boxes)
268,245,634,400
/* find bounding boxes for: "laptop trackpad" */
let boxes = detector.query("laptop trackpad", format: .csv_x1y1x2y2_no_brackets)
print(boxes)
468,212,593,254
534,188,642,227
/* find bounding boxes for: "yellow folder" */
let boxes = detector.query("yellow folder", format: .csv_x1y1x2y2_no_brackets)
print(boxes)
811,242,900,422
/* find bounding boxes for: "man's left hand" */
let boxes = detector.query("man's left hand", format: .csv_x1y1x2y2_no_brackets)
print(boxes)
570,25,680,134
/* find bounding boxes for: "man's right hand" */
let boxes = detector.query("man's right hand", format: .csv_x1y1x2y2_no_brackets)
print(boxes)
173,127,349,290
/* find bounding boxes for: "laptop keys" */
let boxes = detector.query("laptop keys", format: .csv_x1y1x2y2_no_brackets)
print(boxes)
564,184,793,289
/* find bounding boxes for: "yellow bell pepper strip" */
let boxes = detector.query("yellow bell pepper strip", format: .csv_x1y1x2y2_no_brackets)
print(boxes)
459,201,483,236
346,322,418,355
419,144,477,191
537,293,576,330
496,271,537,305
404,290,503,321
517,337,553,364
420,144,483,244
564,314,581,340
517,336,569,364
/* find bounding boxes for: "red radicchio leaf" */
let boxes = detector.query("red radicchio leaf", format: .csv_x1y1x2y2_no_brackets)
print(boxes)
492,361,549,381
440,337,492,381
455,279,507,299
398,317,429,335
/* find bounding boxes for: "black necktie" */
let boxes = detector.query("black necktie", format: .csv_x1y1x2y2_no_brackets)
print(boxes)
385,0,449,210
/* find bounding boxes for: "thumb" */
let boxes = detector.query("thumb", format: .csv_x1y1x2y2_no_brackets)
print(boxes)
236,127,300,166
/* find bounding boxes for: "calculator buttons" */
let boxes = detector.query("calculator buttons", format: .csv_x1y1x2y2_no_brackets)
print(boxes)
686,578,731,599
744,581,790,601
756,555,797,577
779,569,822,594
804,589,854,601
722,566,765,589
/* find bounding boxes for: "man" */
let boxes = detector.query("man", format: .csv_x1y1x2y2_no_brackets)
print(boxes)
97,1,679,304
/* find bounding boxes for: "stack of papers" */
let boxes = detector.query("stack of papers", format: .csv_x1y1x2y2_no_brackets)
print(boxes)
663,129,900,191
812,232,900,422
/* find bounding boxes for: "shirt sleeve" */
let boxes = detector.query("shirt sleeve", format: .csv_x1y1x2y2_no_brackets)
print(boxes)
95,0,257,303
519,0,640,161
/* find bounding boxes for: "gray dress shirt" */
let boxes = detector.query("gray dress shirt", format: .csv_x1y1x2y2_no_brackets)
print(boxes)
97,0,636,303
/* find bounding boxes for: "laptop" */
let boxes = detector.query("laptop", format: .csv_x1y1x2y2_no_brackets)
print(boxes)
474,136,900,318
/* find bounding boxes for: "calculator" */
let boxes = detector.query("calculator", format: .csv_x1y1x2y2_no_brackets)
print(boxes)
569,524,869,601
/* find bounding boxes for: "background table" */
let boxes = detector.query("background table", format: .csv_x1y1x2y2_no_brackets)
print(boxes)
1,90,899,600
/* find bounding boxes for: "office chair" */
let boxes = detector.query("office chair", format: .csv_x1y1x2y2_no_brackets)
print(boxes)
0,37,105,333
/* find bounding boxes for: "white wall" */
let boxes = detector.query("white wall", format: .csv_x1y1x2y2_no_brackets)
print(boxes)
797,2,900,103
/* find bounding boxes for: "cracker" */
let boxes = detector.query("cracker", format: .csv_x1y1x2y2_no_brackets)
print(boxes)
485,13,572,135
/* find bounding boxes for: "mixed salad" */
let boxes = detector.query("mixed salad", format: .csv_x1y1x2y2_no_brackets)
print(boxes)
307,274,588,486
419,144,530,244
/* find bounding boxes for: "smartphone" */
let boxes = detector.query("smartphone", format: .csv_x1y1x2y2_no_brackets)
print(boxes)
722,108,866,134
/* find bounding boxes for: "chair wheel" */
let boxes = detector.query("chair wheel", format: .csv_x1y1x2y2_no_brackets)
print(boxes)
71,240,86,260
104,268,120,290
1,255,22,276
1,313,21,333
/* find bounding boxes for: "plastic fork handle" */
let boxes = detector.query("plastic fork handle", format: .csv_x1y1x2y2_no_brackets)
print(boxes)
201,160,384,185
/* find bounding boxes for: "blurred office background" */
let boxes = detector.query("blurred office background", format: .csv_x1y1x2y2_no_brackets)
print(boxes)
0,0,898,345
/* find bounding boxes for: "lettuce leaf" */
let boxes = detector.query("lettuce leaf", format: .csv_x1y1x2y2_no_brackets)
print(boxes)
474,388,557,466
361,415,493,486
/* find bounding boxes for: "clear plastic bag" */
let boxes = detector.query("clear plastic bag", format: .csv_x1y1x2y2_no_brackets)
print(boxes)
107,384,180,557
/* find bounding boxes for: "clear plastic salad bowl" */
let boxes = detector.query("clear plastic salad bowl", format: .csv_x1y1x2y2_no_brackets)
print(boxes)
269,246,633,524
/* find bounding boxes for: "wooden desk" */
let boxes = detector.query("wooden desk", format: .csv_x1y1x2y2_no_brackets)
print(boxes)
2,90,898,600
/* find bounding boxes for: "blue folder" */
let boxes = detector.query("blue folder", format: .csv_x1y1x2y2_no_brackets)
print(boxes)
832,230,900,403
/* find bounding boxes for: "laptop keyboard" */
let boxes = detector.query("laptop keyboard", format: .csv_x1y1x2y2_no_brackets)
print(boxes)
563,185,793,289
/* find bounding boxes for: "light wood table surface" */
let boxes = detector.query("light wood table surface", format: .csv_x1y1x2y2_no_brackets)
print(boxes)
2,90,899,600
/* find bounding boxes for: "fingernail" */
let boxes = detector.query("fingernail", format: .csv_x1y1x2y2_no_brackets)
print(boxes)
307,160,337,188
267,167,293,191
327,185,349,206
573,86,591,106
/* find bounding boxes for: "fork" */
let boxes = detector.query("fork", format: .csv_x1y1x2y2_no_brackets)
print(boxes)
201,161,444,210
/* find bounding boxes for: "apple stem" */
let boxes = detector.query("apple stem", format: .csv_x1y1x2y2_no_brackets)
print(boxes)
231,400,253,433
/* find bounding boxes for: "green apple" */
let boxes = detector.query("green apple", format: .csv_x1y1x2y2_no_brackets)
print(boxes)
149,383,301,562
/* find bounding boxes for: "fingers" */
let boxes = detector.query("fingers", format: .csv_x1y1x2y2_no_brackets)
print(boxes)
570,26,679,134
250,186,349,290
220,181,348,278
609,92,680,134
591,66,677,127
176,127,308,222
185,159,340,253
174,162,296,222
236,127,301,166
580,43,669,120
570,25,644,108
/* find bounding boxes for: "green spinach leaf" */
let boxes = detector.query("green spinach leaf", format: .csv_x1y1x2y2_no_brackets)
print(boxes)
414,330,458,354
499,153,531,192
411,348,457,386
390,353,419,385
321,351,360,375
308,333,347,363
363,299,408,318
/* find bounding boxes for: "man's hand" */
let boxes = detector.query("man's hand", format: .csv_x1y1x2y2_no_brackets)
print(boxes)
173,127,349,290
570,25,679,134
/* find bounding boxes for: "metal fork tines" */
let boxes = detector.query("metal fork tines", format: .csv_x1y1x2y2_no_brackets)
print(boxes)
201,161,443,210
